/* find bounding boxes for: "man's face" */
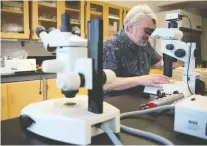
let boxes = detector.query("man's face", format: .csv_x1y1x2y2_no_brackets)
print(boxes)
129,17,155,46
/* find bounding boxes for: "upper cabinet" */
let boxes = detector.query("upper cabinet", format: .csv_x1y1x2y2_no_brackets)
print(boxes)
85,1,107,39
105,3,123,39
1,1,131,40
64,1,84,38
123,7,130,26
31,1,63,39
1,1,29,39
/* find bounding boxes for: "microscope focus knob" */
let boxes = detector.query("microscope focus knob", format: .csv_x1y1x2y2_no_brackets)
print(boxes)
174,49,186,58
166,44,174,50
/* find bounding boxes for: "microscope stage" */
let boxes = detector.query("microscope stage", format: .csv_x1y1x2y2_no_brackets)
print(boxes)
20,95,120,145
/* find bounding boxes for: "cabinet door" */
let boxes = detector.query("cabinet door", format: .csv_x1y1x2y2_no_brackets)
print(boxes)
149,69,163,74
106,4,123,39
123,7,130,25
7,80,43,119
47,79,64,100
64,1,85,38
1,1,29,39
77,88,88,96
31,1,63,39
1,84,8,121
85,1,107,39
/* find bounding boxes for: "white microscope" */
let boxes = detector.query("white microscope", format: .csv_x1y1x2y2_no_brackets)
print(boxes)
19,13,120,145
144,13,205,98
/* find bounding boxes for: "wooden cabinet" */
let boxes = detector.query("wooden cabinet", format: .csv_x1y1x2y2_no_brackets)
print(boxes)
123,7,130,25
47,79,87,100
85,1,107,39
31,1,63,39
1,84,8,120
1,1,29,39
64,1,85,38
7,80,43,119
149,69,163,74
105,3,123,39
47,79,64,100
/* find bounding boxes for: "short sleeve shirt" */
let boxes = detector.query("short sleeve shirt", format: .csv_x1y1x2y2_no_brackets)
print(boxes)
103,28,162,96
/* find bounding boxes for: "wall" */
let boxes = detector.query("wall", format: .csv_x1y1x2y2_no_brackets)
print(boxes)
1,40,53,57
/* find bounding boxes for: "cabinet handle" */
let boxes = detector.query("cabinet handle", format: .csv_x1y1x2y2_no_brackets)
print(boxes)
1,96,4,106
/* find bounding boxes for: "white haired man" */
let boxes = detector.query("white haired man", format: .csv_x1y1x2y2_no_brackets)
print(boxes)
103,5,183,97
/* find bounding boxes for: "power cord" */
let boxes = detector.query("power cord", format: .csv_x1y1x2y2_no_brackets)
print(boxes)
101,105,175,145
181,14,194,95
100,123,123,145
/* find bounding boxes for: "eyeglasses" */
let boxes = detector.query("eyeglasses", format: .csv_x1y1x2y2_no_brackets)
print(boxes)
144,27,155,35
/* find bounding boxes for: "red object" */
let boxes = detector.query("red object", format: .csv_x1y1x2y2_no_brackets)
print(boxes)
148,102,157,108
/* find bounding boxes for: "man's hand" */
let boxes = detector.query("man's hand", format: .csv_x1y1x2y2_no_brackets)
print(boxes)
172,60,184,68
138,74,169,88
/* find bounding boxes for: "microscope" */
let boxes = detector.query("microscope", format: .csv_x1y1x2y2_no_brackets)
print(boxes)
19,13,120,145
144,13,205,98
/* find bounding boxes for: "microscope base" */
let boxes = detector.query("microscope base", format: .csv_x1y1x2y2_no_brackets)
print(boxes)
144,80,192,97
20,95,120,145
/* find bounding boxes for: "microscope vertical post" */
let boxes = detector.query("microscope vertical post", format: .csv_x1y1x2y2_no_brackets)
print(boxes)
88,19,104,114
163,20,178,77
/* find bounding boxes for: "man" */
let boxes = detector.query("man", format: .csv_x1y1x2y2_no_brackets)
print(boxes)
103,5,183,97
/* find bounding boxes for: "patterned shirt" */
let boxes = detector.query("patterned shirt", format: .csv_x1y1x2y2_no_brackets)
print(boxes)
103,28,162,97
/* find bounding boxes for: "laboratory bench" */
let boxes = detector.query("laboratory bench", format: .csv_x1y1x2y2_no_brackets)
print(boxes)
1,71,56,83
1,94,207,145
1,72,87,121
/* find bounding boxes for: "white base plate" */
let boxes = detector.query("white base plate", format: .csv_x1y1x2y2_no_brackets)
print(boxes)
20,95,120,145
144,80,191,97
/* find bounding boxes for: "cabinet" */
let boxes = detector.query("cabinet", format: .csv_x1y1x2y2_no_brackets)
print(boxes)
7,80,43,119
47,79,64,100
47,79,88,100
85,1,108,39
123,7,130,25
149,69,163,74
64,1,85,38
1,84,8,120
105,3,123,38
1,1,29,39
31,1,63,39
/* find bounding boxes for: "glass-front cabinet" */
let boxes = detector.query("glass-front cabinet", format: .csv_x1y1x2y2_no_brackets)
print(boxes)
64,1,84,37
1,1,29,39
31,1,63,39
106,4,123,38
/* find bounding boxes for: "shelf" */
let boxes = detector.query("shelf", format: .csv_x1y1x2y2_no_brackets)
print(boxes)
38,18,56,22
71,22,80,25
66,8,80,12
90,11,102,16
38,3,56,8
109,14,120,20
1,9,23,15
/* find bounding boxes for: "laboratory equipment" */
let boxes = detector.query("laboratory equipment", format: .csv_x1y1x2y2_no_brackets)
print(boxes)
19,13,120,145
144,13,205,97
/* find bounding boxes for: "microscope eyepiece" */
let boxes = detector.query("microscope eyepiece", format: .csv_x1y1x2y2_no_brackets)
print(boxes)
47,27,56,33
35,25,46,37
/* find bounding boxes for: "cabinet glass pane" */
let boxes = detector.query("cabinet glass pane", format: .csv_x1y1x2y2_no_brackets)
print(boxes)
90,4,103,20
1,1,24,34
38,1,57,30
65,1,81,36
90,3,103,13
109,8,120,37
